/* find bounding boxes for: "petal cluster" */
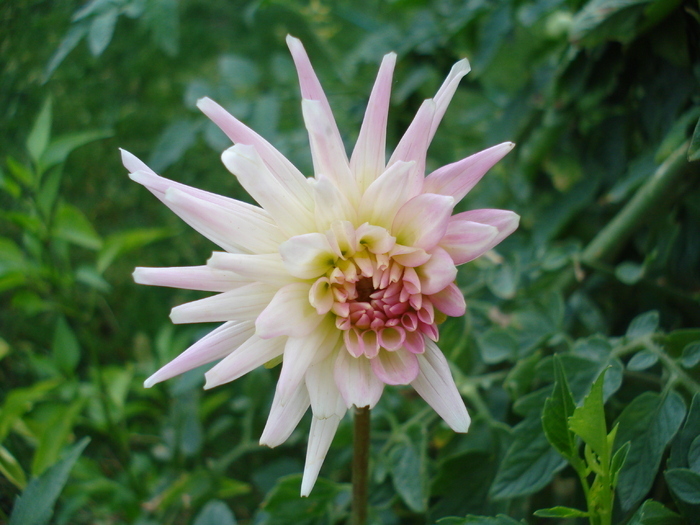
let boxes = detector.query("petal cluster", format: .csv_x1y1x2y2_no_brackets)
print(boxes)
125,36,519,496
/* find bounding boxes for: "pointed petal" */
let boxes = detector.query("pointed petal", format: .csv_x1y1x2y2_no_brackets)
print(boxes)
279,233,337,280
428,283,466,317
306,350,346,419
392,193,454,250
133,265,248,292
357,160,419,230
370,347,420,385
311,175,357,231
415,246,457,295
196,97,314,209
204,333,286,389
350,52,396,191
429,59,471,142
221,144,316,236
423,142,515,203
260,380,310,448
301,99,359,205
144,321,255,387
170,282,277,324
440,220,498,265
162,186,285,253
301,415,342,496
334,351,384,409
446,209,520,264
387,99,436,181
255,282,326,339
410,340,470,432
207,252,294,285
275,318,339,401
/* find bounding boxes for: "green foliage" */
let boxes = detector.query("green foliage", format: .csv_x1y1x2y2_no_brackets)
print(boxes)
2,0,700,523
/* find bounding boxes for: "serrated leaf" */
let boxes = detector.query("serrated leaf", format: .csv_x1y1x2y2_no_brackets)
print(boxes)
681,342,700,369
534,506,589,518
9,437,90,525
542,355,577,459
27,98,52,166
627,499,683,525
665,468,700,504
53,202,102,250
88,8,118,56
626,311,659,339
568,368,609,463
615,390,686,510
193,500,237,525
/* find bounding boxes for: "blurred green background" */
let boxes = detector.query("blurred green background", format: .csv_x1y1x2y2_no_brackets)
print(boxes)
1,0,700,523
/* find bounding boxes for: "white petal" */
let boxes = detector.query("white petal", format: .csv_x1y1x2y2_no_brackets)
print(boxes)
301,415,342,497
144,321,255,387
350,52,396,191
392,193,454,250
334,350,384,409
410,339,470,432
204,334,286,389
386,99,436,181
170,282,277,324
221,144,316,236
311,175,357,231
357,160,419,230
260,381,310,448
255,282,326,339
306,349,346,419
133,265,248,292
415,246,457,295
207,252,294,285
440,220,498,266
164,186,285,254
279,233,337,280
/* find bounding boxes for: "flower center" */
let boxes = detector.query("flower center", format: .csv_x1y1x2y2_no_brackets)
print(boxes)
355,277,374,302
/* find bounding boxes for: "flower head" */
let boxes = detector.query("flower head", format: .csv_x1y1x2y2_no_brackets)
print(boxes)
124,36,519,496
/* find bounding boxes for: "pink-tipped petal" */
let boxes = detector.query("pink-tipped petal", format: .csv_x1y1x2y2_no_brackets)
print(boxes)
206,252,293,285
392,193,455,251
301,415,342,497
404,331,426,354
350,52,396,191
170,282,277,324
358,160,419,230
371,347,420,385
204,334,286,389
256,282,327,339
387,99,436,181
144,321,255,387
410,340,470,432
163,186,285,254
133,266,247,292
415,247,458,295
221,144,316,236
447,209,520,264
440,220,498,265
429,283,466,317
121,148,156,175
423,142,515,203
279,233,337,280
429,59,471,142
334,351,384,409
196,97,313,208
260,381,310,448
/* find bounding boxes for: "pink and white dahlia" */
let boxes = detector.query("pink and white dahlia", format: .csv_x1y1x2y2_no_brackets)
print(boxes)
124,36,518,496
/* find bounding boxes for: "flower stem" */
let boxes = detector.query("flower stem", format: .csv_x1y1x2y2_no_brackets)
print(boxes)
352,406,370,525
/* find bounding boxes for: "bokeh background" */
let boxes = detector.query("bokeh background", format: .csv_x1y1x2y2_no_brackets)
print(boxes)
1,0,700,523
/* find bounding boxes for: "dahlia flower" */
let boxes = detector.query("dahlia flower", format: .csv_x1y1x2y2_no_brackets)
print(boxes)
124,36,518,496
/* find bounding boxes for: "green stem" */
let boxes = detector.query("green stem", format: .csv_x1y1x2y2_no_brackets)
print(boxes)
581,143,693,265
352,406,370,525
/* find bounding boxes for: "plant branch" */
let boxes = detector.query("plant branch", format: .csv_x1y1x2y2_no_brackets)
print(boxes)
352,406,370,525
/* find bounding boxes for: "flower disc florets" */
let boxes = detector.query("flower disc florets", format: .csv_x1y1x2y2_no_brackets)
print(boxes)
124,35,520,496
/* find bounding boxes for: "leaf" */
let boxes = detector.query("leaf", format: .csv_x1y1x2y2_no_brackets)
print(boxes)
627,350,659,371
665,469,700,504
542,355,577,460
610,441,631,482
6,156,35,187
491,415,567,499
689,117,700,162
389,423,428,512
193,500,237,525
53,202,102,250
52,316,81,375
146,0,180,56
477,327,518,364
9,437,90,525
96,227,172,273
614,390,687,510
259,475,348,525
148,119,200,172
681,342,700,369
43,22,89,82
0,380,60,442
615,261,645,284
627,499,683,525
626,310,659,339
534,506,589,518
437,515,525,525
31,400,85,477
689,436,700,473
0,445,27,490
88,8,118,56
41,129,113,171
27,98,52,166
568,368,609,463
